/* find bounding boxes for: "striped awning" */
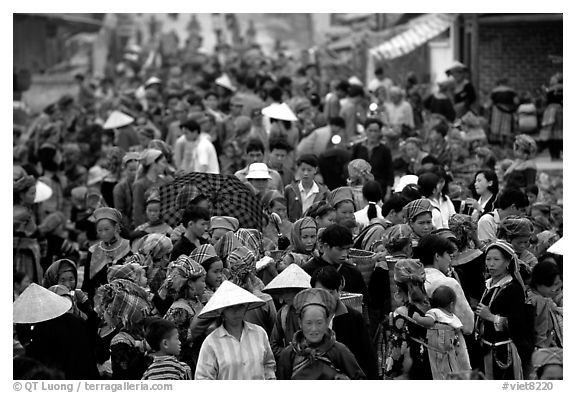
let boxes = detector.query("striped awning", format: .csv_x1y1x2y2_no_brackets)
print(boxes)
370,13,458,60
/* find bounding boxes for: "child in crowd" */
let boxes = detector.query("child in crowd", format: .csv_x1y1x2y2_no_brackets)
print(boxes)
135,193,173,236
142,319,193,380
412,285,471,379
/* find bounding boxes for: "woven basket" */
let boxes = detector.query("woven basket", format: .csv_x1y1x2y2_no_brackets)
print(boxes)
340,292,363,314
348,248,375,286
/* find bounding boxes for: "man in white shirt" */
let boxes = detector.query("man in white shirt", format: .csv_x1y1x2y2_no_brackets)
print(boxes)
477,188,529,242
367,67,393,95
174,118,220,174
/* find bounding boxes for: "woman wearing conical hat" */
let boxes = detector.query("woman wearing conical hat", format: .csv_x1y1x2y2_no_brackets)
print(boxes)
194,281,276,380
263,263,311,360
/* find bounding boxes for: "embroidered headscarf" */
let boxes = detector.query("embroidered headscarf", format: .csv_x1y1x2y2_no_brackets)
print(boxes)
290,217,317,254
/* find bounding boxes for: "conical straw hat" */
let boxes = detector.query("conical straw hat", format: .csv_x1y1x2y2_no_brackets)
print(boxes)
547,237,564,256
103,110,134,130
261,103,298,121
14,283,72,324
198,280,265,319
34,180,53,203
215,74,236,92
263,263,311,295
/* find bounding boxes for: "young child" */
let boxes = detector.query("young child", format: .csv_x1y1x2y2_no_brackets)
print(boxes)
412,285,471,380
142,318,193,380
135,193,173,236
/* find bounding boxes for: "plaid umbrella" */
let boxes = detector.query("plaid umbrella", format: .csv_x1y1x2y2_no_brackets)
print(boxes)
158,172,263,230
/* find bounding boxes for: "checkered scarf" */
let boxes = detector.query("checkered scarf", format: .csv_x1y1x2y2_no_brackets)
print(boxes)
94,278,152,331
138,233,173,265
159,255,206,297
191,244,221,270
214,231,243,265
403,198,433,222
107,263,142,284
234,228,264,259
228,246,256,286
158,172,263,230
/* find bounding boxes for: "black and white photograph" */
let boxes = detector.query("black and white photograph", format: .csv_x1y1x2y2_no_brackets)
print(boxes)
12,10,564,383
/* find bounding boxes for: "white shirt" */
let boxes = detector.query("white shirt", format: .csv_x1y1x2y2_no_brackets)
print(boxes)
424,267,475,334
195,321,276,380
298,181,320,215
429,196,456,229
174,133,220,174
173,135,196,173
478,209,501,242
384,101,414,128
426,308,464,330
354,203,383,228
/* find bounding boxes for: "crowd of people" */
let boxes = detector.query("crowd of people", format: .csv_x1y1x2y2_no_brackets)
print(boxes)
13,35,563,381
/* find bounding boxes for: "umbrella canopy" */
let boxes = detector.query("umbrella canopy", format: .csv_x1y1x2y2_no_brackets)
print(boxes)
198,280,265,319
14,283,72,324
262,263,311,295
159,172,264,230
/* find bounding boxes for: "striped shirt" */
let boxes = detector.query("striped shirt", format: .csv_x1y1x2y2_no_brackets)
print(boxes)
195,321,276,380
141,355,192,380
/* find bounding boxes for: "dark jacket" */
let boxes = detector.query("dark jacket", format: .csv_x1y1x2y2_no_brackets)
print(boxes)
333,304,379,379
303,257,367,297
351,142,394,194
113,178,134,230
170,235,209,262
284,181,329,222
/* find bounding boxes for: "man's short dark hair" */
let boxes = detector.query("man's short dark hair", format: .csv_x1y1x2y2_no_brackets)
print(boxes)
364,117,383,130
182,205,210,227
416,234,456,266
336,80,350,93
328,116,346,129
145,318,177,352
269,137,292,153
382,194,410,216
180,119,200,133
348,85,365,98
320,224,353,248
297,154,319,168
245,138,265,155
497,188,529,210
310,265,343,291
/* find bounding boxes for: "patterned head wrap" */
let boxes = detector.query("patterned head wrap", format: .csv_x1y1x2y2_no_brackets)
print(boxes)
158,255,206,297
234,228,264,259
191,244,222,271
532,348,563,371
385,224,413,252
94,278,152,332
394,259,426,284
214,231,243,264
93,207,123,224
138,233,173,263
485,240,525,290
293,288,337,318
347,159,374,183
290,217,318,254
107,263,143,284
448,213,477,250
42,259,78,289
403,198,433,222
499,215,534,238
328,187,356,209
210,216,240,232
14,174,35,194
228,246,256,286
514,134,538,157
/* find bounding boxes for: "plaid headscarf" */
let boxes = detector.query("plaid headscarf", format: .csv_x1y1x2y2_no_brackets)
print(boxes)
403,198,433,222
328,187,356,209
385,224,413,252
43,259,78,289
348,159,374,183
234,228,264,259
94,278,152,332
138,233,173,265
228,246,256,286
159,255,206,297
214,231,243,264
485,240,525,290
499,215,534,238
107,263,143,284
191,244,221,271
290,217,317,254
394,259,426,284
514,134,538,157
293,288,337,317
